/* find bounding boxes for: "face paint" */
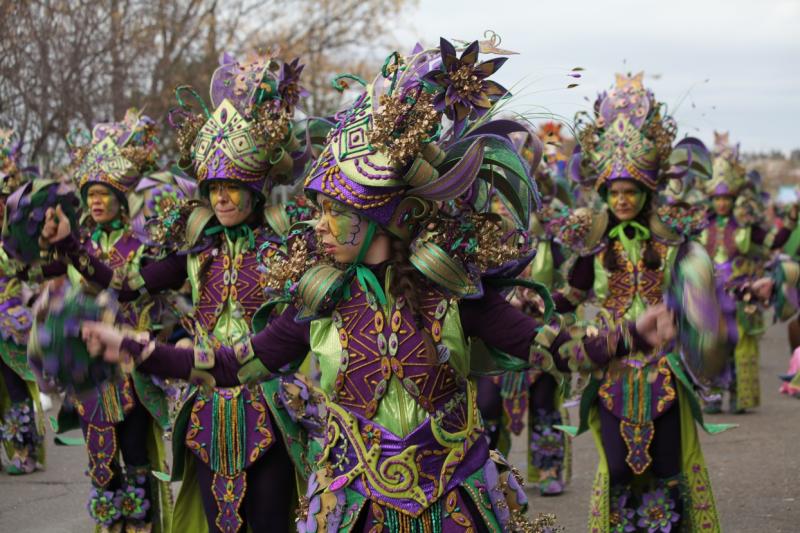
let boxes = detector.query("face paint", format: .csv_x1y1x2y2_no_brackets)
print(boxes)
209,182,246,210
209,182,254,227
320,199,363,246
86,184,121,223
712,195,734,217
607,182,646,221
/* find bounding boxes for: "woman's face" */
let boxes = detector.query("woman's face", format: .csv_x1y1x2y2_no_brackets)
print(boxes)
315,198,369,263
86,184,121,224
209,181,254,227
607,180,646,221
712,195,734,217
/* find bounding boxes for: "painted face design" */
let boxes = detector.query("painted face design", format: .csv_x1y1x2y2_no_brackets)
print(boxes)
319,199,364,246
208,181,254,227
86,184,121,224
209,182,246,210
607,181,646,221
712,195,734,217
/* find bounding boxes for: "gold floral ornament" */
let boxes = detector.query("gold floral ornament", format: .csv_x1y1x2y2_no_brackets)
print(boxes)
67,108,160,197
368,91,440,167
169,52,309,200
0,129,27,195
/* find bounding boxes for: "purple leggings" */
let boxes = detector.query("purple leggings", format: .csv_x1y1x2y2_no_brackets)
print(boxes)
78,398,152,477
598,398,682,485
0,358,31,404
194,432,295,533
477,372,557,448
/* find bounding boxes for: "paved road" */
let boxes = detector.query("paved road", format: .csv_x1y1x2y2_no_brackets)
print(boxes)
1,320,798,531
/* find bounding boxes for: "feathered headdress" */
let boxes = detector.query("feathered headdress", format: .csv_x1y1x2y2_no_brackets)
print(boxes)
304,37,541,240
705,131,746,197
170,52,311,201
0,129,36,196
68,109,159,202
570,73,679,192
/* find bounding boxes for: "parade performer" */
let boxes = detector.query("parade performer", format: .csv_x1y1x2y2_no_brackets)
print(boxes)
26,110,174,532
41,53,317,533
78,39,680,533
551,72,733,532
0,130,46,475
697,132,796,413
476,123,573,496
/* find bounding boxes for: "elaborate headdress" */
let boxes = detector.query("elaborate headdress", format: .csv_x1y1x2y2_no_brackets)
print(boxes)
68,109,159,202
260,37,543,315
0,129,35,196
570,72,678,192
304,37,540,240
171,52,309,201
704,131,746,197
128,167,198,246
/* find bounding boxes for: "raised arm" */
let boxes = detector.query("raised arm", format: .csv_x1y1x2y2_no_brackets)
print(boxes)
551,254,594,313
53,233,188,300
459,285,651,373
752,224,792,251
117,305,311,387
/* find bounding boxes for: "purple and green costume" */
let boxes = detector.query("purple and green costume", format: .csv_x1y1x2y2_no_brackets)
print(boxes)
0,246,47,475
554,73,733,533
476,125,574,496
119,263,649,532
56,53,316,533
0,134,47,475
33,110,173,532
698,138,795,413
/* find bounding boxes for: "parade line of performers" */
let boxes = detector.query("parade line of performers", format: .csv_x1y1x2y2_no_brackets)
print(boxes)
1,38,799,533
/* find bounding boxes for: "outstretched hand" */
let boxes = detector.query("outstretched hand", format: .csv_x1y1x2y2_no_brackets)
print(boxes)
751,277,774,303
39,204,71,248
635,303,676,348
81,321,124,364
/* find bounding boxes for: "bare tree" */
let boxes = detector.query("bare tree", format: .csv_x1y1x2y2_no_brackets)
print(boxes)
0,0,412,170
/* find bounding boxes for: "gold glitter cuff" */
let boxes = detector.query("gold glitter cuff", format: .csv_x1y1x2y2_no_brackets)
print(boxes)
561,285,587,306
128,270,146,291
533,323,560,349
233,339,255,365
110,267,127,291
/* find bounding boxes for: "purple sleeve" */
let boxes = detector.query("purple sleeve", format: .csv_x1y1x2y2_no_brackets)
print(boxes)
460,286,648,371
54,233,187,300
139,253,189,292
40,261,68,278
125,306,312,386
552,254,594,313
752,226,791,250
127,338,194,380
552,242,566,270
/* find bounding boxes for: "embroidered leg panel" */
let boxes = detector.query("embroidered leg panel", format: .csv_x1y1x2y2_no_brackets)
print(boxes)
211,471,247,533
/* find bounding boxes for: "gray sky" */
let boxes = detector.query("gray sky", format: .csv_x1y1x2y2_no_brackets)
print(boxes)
399,0,799,153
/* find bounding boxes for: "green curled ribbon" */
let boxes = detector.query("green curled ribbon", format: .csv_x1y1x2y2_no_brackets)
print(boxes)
608,220,651,252
91,219,124,244
341,220,387,306
204,222,256,251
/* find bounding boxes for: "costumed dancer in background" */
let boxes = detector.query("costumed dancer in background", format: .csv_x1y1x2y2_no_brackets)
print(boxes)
697,132,796,413
41,53,318,533
29,110,173,532
0,130,46,475
551,72,734,532
77,38,679,533
476,122,574,496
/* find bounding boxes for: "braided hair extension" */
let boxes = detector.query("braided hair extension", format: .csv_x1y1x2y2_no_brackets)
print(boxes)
388,236,439,364
389,236,424,324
